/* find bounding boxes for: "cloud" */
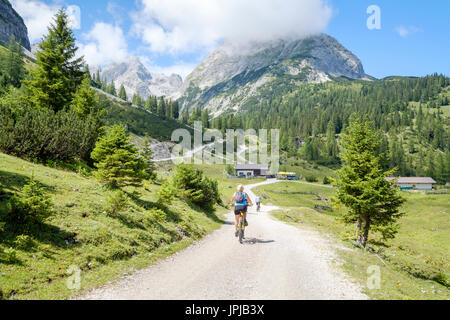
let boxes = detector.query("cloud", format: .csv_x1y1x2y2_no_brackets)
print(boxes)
396,25,423,38
10,0,81,42
79,23,129,67
131,0,333,55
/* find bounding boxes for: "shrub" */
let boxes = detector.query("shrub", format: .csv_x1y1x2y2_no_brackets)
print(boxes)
157,180,176,205
0,100,102,162
14,235,34,250
149,208,166,223
105,190,128,217
172,164,221,210
7,178,53,231
3,247,17,263
323,176,331,185
305,175,318,183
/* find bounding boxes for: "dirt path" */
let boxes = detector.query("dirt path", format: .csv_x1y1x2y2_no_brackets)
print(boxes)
80,180,367,300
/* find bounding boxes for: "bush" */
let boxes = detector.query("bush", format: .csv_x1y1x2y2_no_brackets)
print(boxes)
305,175,318,183
149,208,166,223
157,180,176,205
105,190,128,217
172,164,221,210
14,235,34,250
0,101,101,162
323,176,331,185
6,178,53,231
3,247,17,263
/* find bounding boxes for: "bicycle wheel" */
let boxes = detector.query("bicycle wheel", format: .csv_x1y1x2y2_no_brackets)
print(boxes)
238,217,244,244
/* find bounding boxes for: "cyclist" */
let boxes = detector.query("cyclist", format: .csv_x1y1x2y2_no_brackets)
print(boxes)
230,185,253,237
255,195,261,212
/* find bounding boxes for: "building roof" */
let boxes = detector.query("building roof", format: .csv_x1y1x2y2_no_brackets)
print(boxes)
235,164,269,170
386,177,437,184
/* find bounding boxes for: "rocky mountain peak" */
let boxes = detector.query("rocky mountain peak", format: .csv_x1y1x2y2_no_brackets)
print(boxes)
177,33,370,115
99,57,183,100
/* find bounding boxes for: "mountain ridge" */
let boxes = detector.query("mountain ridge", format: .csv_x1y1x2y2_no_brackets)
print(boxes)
176,33,371,115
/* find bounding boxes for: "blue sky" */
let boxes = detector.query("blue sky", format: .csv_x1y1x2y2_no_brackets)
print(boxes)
11,0,450,79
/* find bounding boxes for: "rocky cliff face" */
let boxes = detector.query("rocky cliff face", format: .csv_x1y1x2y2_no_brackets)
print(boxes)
176,34,370,115
0,0,31,50
100,57,183,100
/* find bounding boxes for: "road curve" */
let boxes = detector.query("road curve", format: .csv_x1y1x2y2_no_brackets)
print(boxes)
80,180,367,300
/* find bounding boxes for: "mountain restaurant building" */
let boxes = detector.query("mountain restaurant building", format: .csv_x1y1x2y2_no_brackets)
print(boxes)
235,164,269,177
386,177,437,190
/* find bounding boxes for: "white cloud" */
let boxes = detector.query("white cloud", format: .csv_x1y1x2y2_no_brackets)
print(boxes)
131,0,333,55
79,23,129,67
10,0,81,42
396,25,423,38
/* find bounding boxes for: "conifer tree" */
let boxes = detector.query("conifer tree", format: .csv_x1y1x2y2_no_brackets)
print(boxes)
1,35,26,88
71,75,100,118
91,125,146,187
334,117,405,247
118,84,127,101
24,9,84,111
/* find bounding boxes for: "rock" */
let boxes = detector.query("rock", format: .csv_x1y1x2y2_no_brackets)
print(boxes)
0,0,31,50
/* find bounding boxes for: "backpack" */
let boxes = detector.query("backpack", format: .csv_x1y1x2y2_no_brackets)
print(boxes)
235,192,246,204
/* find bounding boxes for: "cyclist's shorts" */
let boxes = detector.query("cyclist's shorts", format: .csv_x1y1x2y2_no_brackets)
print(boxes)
234,205,247,215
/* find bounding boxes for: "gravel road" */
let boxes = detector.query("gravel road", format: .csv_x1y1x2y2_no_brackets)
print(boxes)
80,180,367,300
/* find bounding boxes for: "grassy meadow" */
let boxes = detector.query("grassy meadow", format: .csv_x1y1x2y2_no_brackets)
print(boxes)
259,181,450,300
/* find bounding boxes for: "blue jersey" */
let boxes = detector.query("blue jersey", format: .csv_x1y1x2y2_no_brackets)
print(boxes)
256,196,261,203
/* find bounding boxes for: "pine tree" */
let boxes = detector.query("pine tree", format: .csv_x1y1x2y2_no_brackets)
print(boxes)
141,136,156,180
118,84,127,101
1,35,26,88
91,125,146,187
334,117,405,247
71,75,100,117
107,81,116,96
24,9,84,111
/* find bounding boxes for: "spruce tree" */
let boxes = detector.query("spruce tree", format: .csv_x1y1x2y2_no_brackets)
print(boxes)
1,35,26,88
71,75,100,118
334,117,405,247
107,81,116,96
24,9,84,111
118,84,127,101
91,125,146,187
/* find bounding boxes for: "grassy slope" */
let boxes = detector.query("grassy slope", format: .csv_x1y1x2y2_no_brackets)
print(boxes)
259,181,449,300
98,93,191,142
0,153,226,300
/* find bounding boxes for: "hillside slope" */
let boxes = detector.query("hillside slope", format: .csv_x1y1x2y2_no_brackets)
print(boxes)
0,152,224,300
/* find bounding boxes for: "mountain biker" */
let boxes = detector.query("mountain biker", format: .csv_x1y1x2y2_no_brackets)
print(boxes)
230,185,253,237
255,196,261,211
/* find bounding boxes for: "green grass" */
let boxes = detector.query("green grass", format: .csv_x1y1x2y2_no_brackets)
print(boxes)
0,153,226,300
265,181,449,300
99,94,191,141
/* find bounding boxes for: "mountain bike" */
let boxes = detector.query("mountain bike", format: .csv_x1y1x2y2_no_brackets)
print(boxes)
256,203,261,212
237,210,246,244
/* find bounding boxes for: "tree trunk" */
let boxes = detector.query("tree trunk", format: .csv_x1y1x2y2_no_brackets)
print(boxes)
357,216,371,248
